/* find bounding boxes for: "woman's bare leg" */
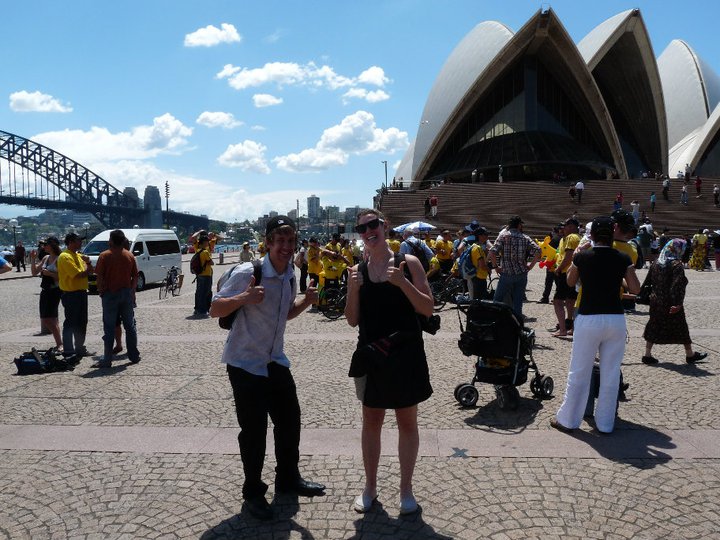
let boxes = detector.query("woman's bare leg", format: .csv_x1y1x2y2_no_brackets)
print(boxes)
395,405,419,498
361,406,385,496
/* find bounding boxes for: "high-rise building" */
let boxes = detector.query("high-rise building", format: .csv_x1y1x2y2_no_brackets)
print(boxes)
307,195,320,224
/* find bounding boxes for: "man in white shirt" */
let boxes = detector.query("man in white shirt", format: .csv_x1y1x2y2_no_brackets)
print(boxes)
575,180,585,203
210,216,323,520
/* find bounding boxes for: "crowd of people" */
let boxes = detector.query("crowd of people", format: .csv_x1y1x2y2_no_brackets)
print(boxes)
3,205,716,523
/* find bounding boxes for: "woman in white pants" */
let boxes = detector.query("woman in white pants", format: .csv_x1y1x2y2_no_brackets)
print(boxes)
551,216,640,434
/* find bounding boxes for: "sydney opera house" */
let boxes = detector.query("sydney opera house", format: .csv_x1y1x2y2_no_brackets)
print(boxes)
394,8,720,188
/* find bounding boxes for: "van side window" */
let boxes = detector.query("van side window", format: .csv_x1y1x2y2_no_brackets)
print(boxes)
132,242,144,256
146,240,181,256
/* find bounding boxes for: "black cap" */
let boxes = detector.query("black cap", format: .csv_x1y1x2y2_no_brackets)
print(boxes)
508,215,523,228
475,226,489,236
591,216,614,238
64,232,84,245
564,218,579,227
46,236,60,245
611,209,635,227
266,215,296,236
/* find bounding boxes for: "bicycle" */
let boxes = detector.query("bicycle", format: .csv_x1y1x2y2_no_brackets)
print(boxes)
318,283,347,320
159,265,181,299
430,276,466,311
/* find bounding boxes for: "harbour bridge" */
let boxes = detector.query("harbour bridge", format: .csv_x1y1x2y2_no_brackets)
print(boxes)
0,129,208,231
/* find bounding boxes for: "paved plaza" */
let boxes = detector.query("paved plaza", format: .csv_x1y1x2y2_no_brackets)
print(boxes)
1,257,719,539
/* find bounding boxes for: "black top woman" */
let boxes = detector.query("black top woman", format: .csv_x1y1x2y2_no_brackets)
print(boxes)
344,209,434,516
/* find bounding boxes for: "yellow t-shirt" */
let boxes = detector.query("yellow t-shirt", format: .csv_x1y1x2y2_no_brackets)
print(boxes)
342,247,354,267
425,238,436,250
555,233,580,273
427,256,441,278
470,244,489,280
57,249,88,292
325,241,341,254
387,239,401,253
434,239,453,261
322,255,343,280
198,249,213,276
307,245,322,275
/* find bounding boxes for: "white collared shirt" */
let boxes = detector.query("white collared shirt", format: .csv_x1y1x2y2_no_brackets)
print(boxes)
212,256,296,376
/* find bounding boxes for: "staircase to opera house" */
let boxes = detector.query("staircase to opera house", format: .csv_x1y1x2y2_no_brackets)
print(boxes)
378,178,720,239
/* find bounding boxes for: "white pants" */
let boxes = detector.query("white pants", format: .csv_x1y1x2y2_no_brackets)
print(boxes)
555,314,626,433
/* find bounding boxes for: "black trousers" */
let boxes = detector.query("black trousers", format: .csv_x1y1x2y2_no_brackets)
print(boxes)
299,263,308,292
227,363,301,499
542,270,555,300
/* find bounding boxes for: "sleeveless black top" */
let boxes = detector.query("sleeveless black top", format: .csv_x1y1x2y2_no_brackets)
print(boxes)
356,254,432,408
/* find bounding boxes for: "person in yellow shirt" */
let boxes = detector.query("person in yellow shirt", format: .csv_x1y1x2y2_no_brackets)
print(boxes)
552,218,580,337
193,235,214,317
307,238,322,310
57,232,94,361
434,230,454,273
424,234,436,251
463,227,490,300
189,230,218,253
386,230,401,254
427,255,442,283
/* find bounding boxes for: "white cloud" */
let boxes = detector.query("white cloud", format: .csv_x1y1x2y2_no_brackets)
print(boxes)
342,88,390,104
357,66,390,87
31,113,192,162
273,110,408,173
196,111,243,129
91,159,319,222
217,140,271,174
10,90,73,113
263,29,284,44
184,23,241,47
251,125,266,131
252,94,283,108
216,62,386,94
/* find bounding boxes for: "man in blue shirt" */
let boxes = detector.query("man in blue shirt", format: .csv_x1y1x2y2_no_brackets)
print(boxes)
210,216,323,521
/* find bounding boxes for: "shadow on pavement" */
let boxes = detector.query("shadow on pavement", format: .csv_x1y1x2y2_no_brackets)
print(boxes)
200,495,315,540
80,364,127,378
571,419,675,468
653,360,715,377
349,502,453,540
462,395,545,432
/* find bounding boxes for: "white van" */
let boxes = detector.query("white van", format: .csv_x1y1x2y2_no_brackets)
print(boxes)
83,229,182,291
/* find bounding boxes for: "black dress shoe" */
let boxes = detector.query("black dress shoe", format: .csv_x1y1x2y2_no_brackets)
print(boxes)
275,478,326,497
244,495,273,521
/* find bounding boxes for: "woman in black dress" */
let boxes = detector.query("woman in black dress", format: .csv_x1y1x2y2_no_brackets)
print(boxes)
642,239,707,364
345,209,433,515
30,236,62,350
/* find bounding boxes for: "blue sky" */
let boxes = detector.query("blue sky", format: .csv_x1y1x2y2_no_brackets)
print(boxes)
1,0,719,222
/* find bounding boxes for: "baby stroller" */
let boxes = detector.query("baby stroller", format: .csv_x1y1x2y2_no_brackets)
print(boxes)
454,300,554,410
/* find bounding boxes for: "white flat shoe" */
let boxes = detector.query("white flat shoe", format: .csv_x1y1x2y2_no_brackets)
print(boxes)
353,492,377,513
399,494,418,515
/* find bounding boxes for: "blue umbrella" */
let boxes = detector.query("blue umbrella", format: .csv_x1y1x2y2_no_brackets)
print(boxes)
393,221,436,233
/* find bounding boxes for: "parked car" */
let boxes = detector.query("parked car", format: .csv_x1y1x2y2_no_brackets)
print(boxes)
83,229,182,291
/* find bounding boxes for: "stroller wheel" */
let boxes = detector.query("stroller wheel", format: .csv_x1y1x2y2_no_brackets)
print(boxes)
530,376,543,398
496,386,519,410
454,383,466,401
540,376,555,398
456,384,479,408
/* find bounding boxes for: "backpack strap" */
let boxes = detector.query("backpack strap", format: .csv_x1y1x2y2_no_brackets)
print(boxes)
251,259,263,286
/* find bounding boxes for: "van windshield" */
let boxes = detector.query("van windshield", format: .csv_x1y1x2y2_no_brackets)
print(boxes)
83,241,108,255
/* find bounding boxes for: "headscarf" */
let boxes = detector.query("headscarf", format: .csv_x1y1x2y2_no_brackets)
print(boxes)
657,238,686,267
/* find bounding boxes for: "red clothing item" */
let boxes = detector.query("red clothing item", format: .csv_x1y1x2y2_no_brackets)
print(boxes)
95,248,138,294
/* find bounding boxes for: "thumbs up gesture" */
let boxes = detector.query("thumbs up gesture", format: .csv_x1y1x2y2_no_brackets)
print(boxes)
304,279,319,304
387,260,408,287
242,275,265,304
346,266,363,293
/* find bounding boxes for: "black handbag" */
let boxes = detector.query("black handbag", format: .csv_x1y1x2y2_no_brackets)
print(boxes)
635,274,652,305
349,331,414,377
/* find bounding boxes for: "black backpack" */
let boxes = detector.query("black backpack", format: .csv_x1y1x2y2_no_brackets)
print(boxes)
403,238,430,272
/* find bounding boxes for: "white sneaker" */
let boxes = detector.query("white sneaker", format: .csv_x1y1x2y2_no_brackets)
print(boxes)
353,492,377,513
399,494,419,515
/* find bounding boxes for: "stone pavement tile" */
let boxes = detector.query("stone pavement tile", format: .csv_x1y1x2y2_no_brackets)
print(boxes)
1,450,720,539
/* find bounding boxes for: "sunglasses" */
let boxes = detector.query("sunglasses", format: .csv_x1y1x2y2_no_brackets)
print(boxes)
355,218,384,234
